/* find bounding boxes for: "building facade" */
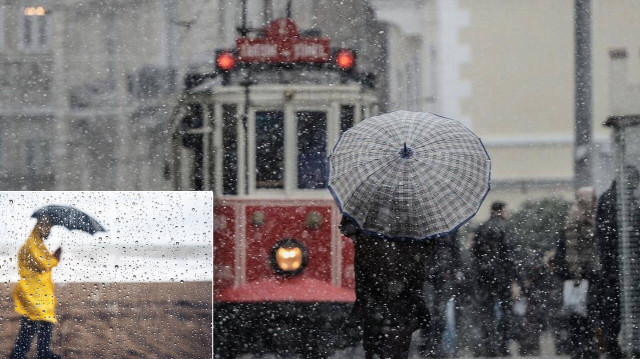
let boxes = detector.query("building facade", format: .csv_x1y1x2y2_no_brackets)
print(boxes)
0,0,419,190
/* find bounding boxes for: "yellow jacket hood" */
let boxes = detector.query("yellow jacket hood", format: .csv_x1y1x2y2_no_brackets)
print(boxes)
13,229,59,323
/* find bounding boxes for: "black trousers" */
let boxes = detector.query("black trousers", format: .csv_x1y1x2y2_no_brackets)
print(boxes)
476,287,512,357
567,314,598,359
421,280,456,357
599,295,623,359
10,317,59,359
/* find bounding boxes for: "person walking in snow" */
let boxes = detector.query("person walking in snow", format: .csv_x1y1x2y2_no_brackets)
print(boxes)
471,201,518,357
341,216,434,359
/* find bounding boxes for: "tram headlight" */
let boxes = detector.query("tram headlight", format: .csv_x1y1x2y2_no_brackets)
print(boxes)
270,239,309,277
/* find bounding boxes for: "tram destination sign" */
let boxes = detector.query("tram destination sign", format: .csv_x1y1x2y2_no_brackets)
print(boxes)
236,18,331,64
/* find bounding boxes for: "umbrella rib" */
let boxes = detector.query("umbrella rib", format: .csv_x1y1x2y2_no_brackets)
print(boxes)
404,112,427,146
331,141,397,156
409,116,448,146
408,164,453,232
416,157,488,191
416,155,491,176
383,161,452,237
345,123,402,149
414,151,489,162
330,153,399,184
357,160,407,233
413,126,474,148
412,157,488,209
414,134,473,150
365,165,411,236
340,155,400,217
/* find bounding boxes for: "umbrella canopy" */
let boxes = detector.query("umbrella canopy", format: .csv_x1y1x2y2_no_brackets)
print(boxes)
329,110,491,241
31,205,106,235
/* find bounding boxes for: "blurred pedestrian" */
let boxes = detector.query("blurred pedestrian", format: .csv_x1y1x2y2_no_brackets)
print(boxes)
420,231,462,358
595,166,640,359
10,215,62,359
561,186,599,359
551,230,573,355
340,216,434,359
515,247,561,356
543,247,568,355
471,201,517,357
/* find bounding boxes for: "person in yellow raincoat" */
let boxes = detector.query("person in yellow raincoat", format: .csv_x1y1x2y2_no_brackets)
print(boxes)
10,215,62,359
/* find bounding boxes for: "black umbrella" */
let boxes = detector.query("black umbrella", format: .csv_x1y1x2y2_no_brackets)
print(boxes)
31,205,106,235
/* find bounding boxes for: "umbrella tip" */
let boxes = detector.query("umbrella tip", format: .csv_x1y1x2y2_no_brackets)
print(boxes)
400,143,413,159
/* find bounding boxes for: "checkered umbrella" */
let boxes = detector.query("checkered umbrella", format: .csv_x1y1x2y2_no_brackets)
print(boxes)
329,110,491,241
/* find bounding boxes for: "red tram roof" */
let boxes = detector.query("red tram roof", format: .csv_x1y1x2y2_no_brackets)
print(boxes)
236,18,331,64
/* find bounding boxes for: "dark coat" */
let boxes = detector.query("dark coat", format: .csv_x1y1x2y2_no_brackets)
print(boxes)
428,231,462,286
595,181,628,357
564,187,599,280
595,182,620,296
341,217,434,359
471,215,516,293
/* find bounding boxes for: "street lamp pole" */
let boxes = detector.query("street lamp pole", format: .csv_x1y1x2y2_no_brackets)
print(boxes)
574,0,593,188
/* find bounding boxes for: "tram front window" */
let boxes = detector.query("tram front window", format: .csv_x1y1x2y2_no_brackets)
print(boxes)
255,111,284,189
340,105,354,134
297,111,327,189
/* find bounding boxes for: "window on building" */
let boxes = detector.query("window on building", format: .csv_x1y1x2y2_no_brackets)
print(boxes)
24,138,53,189
25,139,52,170
222,105,238,195
22,6,49,50
127,66,176,99
297,111,327,189
255,111,284,189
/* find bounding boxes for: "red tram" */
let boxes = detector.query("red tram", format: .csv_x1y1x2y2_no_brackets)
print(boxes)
169,19,378,358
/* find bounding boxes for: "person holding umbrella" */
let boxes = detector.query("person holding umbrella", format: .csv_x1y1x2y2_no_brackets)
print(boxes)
330,111,491,359
10,214,62,359
340,216,434,359
10,205,105,359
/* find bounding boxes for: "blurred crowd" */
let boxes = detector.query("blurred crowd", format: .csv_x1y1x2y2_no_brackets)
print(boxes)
417,169,640,359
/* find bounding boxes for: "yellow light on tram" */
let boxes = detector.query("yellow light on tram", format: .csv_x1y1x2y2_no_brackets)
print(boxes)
275,247,302,271
270,239,309,276
24,6,46,16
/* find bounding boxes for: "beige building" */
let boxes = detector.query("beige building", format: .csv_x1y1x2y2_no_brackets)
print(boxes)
382,22,423,112
374,0,640,219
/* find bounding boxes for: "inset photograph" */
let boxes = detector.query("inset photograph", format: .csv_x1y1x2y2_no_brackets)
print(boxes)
0,192,212,358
